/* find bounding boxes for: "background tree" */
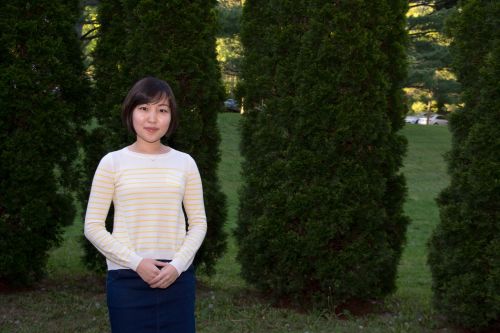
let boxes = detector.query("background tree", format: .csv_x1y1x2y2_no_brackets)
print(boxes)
406,0,460,115
237,0,409,307
216,1,243,98
428,0,500,329
0,0,90,285
236,0,307,295
78,0,130,272
81,0,227,275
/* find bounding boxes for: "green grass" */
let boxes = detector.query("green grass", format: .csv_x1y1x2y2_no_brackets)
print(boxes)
0,117,455,333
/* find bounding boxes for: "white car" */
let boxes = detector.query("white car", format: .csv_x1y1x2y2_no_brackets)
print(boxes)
405,115,420,124
418,114,448,125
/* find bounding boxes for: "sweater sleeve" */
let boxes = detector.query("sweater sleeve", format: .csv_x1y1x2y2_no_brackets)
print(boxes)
84,154,143,270
169,156,208,274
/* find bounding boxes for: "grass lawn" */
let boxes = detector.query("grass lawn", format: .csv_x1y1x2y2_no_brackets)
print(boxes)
0,115,455,333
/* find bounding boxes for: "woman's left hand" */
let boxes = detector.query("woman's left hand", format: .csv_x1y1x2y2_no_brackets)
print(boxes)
149,264,179,289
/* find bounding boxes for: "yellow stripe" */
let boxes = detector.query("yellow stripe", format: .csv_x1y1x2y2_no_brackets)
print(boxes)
86,213,107,218
118,177,181,182
118,191,181,197
99,168,114,174
183,203,204,207
95,173,113,180
93,184,114,190
121,207,176,212
128,232,181,238
88,200,111,206
117,183,172,188
87,207,110,211
120,196,180,203
116,213,178,218
134,240,179,246
92,190,113,195
117,167,185,173
114,219,180,224
135,245,178,251
94,178,113,185
117,201,181,206
116,223,180,228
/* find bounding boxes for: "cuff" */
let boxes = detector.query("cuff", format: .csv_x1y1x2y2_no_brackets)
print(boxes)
169,259,184,276
128,253,143,271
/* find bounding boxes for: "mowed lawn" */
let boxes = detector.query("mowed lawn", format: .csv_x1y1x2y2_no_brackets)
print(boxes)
0,114,455,333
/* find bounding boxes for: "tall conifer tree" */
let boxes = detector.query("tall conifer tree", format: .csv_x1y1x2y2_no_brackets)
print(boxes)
237,0,409,306
237,0,308,291
0,0,90,285
79,0,130,271
428,0,500,329
82,0,227,274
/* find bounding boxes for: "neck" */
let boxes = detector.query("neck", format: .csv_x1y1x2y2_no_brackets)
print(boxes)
130,140,169,154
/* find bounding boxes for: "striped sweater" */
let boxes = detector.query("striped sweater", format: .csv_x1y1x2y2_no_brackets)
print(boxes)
84,147,207,274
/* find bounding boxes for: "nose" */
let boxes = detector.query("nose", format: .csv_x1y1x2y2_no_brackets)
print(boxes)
147,107,158,123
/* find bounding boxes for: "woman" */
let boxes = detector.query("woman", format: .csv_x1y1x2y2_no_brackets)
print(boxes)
84,76,207,332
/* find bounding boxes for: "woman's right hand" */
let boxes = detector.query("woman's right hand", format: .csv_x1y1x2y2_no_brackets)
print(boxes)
135,258,168,284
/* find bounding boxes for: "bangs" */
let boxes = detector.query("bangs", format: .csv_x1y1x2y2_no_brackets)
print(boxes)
131,78,171,107
133,91,169,107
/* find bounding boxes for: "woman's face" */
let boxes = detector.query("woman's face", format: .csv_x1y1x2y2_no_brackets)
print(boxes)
132,97,171,145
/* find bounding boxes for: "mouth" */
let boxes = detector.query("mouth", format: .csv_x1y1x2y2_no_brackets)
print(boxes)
144,127,159,133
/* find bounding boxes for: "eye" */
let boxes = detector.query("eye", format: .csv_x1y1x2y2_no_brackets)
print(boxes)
160,108,170,113
137,105,148,111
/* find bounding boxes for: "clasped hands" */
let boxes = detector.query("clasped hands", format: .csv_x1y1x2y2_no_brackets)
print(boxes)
136,258,179,289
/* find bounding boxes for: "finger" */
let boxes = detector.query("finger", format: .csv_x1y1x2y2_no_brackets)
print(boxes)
151,273,175,288
149,273,163,285
150,278,167,289
146,269,161,282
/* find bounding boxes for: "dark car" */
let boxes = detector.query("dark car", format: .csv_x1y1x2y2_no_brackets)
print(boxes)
224,99,239,112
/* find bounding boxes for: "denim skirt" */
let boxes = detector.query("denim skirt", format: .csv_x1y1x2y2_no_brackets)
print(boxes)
106,264,196,333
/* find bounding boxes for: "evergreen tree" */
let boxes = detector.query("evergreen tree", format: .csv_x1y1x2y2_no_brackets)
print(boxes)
428,0,500,329
0,0,90,285
237,0,281,110
79,0,130,272
237,0,409,306
82,0,227,274
237,0,306,229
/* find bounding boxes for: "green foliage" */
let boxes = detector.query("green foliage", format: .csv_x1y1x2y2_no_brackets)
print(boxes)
236,0,409,307
406,1,460,113
216,36,242,96
217,1,242,37
215,1,243,97
81,0,227,275
80,4,99,73
428,0,500,329
0,0,90,285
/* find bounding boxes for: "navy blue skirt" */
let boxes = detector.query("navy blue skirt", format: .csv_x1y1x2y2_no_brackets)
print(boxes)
106,264,196,333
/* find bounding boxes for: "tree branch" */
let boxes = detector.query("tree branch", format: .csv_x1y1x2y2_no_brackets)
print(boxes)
409,30,440,39
80,27,99,41
409,1,435,9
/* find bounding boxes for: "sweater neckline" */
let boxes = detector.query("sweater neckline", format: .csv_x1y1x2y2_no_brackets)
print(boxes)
122,146,174,159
